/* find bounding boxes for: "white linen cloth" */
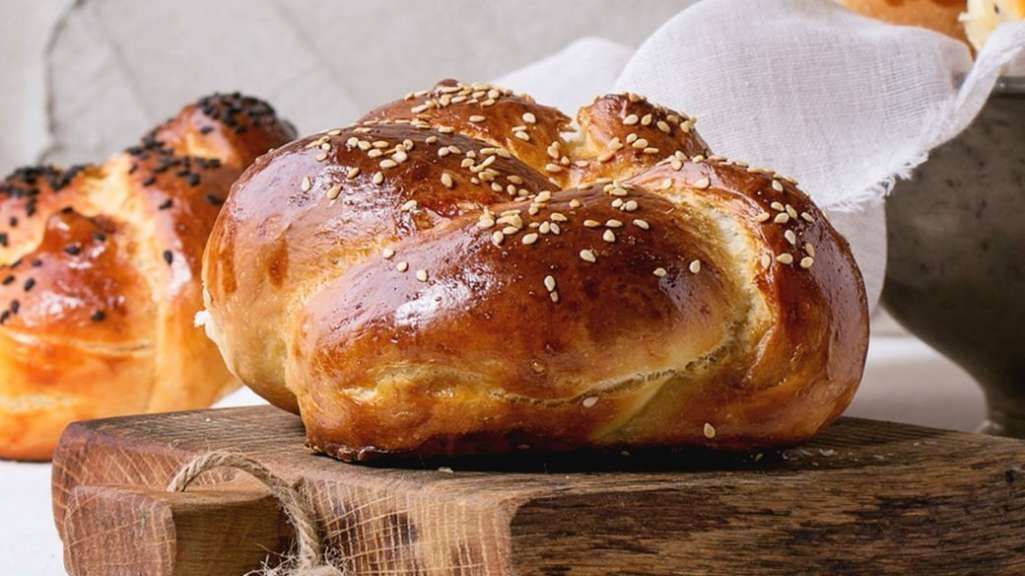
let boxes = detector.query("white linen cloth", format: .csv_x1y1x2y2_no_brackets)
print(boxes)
498,0,1025,309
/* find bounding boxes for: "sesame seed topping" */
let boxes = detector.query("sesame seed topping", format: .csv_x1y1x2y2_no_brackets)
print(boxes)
326,183,343,200
800,256,815,269
641,113,653,126
784,230,797,245
761,253,772,268
550,291,560,303
382,248,395,259
579,249,596,263
491,231,505,246
522,233,539,245
703,422,717,439
416,269,428,282
786,204,798,219
346,167,360,179
773,213,790,224
513,131,530,142
631,138,649,149
755,212,771,223
771,201,785,211
622,200,638,212
301,176,312,192
401,200,418,211
441,172,454,189
569,199,581,209
522,112,537,124
623,114,639,126
550,212,568,222
379,158,397,169
544,163,563,173
582,396,598,408
603,229,616,243
804,243,816,257
693,177,711,189
469,115,486,123
776,253,794,265
653,267,667,277
605,219,623,228
656,120,671,133
771,179,784,192
544,275,556,292
396,261,409,272
801,212,814,223
633,219,650,230
583,219,600,228
689,259,701,274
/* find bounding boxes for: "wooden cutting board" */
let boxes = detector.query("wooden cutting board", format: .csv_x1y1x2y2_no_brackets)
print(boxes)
52,406,1025,576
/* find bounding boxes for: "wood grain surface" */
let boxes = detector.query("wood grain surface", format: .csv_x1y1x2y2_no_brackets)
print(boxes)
53,406,1025,575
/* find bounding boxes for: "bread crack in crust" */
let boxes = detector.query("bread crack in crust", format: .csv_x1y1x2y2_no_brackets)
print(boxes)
202,80,869,462
0,93,296,460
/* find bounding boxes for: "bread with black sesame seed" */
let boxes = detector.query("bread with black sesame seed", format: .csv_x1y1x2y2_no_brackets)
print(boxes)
202,80,868,462
0,93,296,460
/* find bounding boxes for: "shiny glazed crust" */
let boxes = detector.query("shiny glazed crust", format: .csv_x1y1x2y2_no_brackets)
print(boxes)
0,94,296,460
203,80,869,462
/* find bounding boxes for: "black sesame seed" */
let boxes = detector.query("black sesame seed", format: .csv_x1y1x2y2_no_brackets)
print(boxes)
8,216,17,227
1,275,13,286
31,259,42,268
163,250,173,265
64,243,81,256
158,198,173,210
0,233,7,247
90,310,106,322
9,300,19,314
205,194,223,205
0,310,8,325
23,278,34,292
128,163,139,174
199,126,214,135
142,176,157,186
186,173,200,187
93,232,107,242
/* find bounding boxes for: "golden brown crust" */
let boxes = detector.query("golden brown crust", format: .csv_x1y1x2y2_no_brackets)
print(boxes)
842,0,969,44
0,93,296,460
203,80,869,462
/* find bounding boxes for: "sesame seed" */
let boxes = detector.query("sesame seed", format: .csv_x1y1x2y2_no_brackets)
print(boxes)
689,259,701,274
373,172,384,185
623,114,639,125
401,200,418,211
379,159,397,169
583,219,600,228
544,275,556,292
641,113,653,126
382,248,395,259
469,115,486,123
346,167,360,179
438,147,451,158
771,179,784,192
396,261,409,272
633,219,650,230
550,212,567,222
522,112,537,124
301,176,312,192
776,253,794,265
544,163,563,173
622,200,638,212
535,190,552,203
653,267,668,277
513,131,530,142
569,199,581,209
786,204,798,219
773,213,790,224
801,212,814,223
441,172,454,188
582,396,598,408
522,233,539,245
491,231,505,246
550,291,560,303
800,256,815,269
162,250,173,265
643,147,660,155
755,212,771,223
603,229,616,243
784,230,797,245
425,135,438,144
416,270,428,282
761,254,772,268
693,177,710,189
804,243,816,257
771,201,785,211
657,120,671,133
579,249,596,263
703,422,716,439
611,198,624,208
605,219,623,228
631,138,649,149
326,183,343,200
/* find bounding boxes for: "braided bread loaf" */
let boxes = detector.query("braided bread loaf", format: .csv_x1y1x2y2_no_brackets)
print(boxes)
203,81,869,462
0,94,295,460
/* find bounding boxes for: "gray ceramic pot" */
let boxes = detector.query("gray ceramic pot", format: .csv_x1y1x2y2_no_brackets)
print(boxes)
882,77,1025,436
